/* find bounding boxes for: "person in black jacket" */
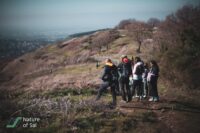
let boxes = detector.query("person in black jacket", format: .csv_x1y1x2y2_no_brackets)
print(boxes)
147,60,159,102
95,58,118,106
118,55,132,102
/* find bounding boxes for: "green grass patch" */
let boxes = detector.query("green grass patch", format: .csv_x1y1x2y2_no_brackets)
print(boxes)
42,88,96,98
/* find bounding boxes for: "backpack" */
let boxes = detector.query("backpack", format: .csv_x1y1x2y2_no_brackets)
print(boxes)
135,63,144,75
110,65,119,81
120,63,130,78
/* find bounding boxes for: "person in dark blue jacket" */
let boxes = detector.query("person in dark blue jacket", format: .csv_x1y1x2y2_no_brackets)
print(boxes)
118,55,132,102
147,60,159,102
95,58,118,106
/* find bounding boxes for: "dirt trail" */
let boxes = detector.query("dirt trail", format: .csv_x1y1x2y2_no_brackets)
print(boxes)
115,93,200,133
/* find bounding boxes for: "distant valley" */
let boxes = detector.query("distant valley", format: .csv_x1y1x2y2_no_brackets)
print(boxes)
0,29,107,59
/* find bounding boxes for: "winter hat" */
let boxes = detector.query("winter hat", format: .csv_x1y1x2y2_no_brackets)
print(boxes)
121,55,127,59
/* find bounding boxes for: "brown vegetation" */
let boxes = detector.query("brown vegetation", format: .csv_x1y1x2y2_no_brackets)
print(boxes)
91,30,119,53
153,4,200,89
117,19,152,53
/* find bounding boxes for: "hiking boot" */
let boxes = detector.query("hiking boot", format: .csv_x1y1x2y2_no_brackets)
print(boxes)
139,96,143,100
153,97,159,102
135,95,139,98
143,95,147,98
148,97,154,102
127,99,132,103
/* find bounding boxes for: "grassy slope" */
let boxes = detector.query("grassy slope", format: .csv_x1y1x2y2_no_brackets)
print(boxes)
0,29,200,133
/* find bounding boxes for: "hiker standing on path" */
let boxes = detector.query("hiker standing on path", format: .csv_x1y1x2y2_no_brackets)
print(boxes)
96,58,118,106
118,55,132,103
142,62,149,98
129,58,135,97
132,57,144,100
147,60,159,102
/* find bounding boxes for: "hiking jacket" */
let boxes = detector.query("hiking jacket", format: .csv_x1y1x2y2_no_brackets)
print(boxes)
118,58,132,78
147,66,159,82
101,62,116,82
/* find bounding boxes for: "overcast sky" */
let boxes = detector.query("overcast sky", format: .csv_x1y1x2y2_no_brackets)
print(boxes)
0,0,199,34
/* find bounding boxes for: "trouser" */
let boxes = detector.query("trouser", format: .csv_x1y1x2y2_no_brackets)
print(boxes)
132,79,143,97
96,81,116,105
119,77,132,102
149,77,158,97
143,79,148,96
114,80,120,95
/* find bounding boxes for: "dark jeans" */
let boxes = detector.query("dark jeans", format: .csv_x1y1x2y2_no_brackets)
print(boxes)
149,77,158,97
114,80,120,95
132,79,143,97
119,77,132,102
143,79,148,96
96,81,117,105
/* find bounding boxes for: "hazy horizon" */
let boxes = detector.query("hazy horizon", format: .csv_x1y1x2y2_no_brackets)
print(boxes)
0,0,199,36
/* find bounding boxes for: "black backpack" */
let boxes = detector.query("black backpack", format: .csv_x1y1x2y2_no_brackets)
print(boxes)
120,63,130,78
135,63,144,75
110,65,119,81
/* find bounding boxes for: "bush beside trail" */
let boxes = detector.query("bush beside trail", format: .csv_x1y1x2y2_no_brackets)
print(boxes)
153,5,200,90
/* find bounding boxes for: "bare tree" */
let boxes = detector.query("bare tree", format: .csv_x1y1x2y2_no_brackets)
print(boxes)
126,21,151,53
117,19,136,29
147,18,161,28
92,30,119,53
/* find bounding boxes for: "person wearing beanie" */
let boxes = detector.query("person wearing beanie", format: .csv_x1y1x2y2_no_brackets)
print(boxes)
118,55,132,102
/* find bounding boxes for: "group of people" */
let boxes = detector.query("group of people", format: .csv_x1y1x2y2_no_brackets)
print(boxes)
95,55,159,106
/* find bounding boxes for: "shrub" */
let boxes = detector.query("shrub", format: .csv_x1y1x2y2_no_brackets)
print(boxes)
153,4,200,89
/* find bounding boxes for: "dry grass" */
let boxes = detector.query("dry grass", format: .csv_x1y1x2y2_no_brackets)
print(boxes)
54,63,98,75
46,45,59,53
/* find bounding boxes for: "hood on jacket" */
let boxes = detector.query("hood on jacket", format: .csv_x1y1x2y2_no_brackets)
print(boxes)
105,62,113,67
132,61,143,75
136,61,143,66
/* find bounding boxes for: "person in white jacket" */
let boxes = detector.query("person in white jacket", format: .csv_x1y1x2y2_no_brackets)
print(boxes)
132,57,144,100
